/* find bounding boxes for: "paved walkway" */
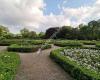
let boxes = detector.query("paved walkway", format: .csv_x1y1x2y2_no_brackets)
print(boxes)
15,46,73,80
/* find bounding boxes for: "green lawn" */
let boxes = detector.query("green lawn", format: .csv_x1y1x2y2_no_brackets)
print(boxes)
0,51,20,80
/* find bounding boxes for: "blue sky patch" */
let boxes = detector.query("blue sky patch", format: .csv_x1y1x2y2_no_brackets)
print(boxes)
44,0,95,15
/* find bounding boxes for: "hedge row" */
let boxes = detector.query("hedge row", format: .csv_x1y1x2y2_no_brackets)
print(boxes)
96,43,100,48
41,44,52,50
82,41,96,45
0,39,47,46
0,51,20,80
7,44,52,52
54,41,83,47
7,44,40,52
31,40,45,45
50,48,100,80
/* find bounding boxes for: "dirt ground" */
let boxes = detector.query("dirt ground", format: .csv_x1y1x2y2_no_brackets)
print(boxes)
15,46,73,80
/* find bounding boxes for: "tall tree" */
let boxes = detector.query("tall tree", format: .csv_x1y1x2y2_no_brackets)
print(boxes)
20,28,30,38
28,31,37,39
45,27,59,39
0,25,9,39
38,32,45,38
57,26,72,39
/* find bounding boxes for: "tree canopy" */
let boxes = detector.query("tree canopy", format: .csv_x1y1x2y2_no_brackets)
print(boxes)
0,19,100,40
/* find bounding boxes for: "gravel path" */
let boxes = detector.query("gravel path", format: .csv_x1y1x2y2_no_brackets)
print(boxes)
0,46,7,51
15,46,73,80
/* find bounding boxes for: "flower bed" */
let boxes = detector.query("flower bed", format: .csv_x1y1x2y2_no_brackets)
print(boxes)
0,51,20,80
50,48,100,80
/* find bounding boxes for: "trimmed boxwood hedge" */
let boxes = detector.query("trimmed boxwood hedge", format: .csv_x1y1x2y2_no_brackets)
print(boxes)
0,39,30,46
7,44,40,52
7,44,52,52
41,44,52,50
0,51,20,80
0,39,47,46
54,41,83,47
96,43,100,48
31,40,45,45
50,48,100,80
82,41,96,45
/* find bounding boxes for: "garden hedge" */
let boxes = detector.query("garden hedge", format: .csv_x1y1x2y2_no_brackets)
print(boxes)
54,41,83,47
96,43,100,48
82,41,96,45
41,44,52,50
0,39,47,46
7,44,40,52
0,51,20,80
50,48,100,80
31,40,45,45
7,44,52,52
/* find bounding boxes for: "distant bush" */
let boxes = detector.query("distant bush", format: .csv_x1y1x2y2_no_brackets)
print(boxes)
31,40,45,45
0,39,29,46
82,41,96,45
96,43,100,48
0,39,47,46
7,43,52,52
0,51,20,80
41,44,51,50
54,41,83,47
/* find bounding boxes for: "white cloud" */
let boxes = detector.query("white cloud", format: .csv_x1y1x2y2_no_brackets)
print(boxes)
0,0,100,33
62,0,100,26
0,0,45,33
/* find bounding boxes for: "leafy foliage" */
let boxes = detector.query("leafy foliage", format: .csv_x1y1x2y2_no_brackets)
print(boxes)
7,44,40,52
54,40,83,47
0,52,20,80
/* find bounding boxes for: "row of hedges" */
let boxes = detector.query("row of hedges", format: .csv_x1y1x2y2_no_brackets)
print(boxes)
31,40,46,45
50,48,100,80
0,51,20,80
0,39,30,46
7,44,52,52
54,41,83,47
0,39,47,46
0,39,99,46
41,44,52,50
81,41,96,45
96,43,100,48
7,44,40,52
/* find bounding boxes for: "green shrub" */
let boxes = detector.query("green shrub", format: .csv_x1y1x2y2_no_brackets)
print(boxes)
54,41,83,47
50,48,100,80
0,51,20,80
7,43,52,52
31,40,45,45
7,44,40,52
41,44,51,50
0,39,30,46
96,43,100,48
0,39,46,46
82,41,96,45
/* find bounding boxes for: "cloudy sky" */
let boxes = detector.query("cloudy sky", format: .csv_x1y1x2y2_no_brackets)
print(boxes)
0,0,100,33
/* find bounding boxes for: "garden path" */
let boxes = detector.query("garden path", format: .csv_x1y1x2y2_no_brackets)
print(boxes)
0,46,7,51
15,46,73,80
